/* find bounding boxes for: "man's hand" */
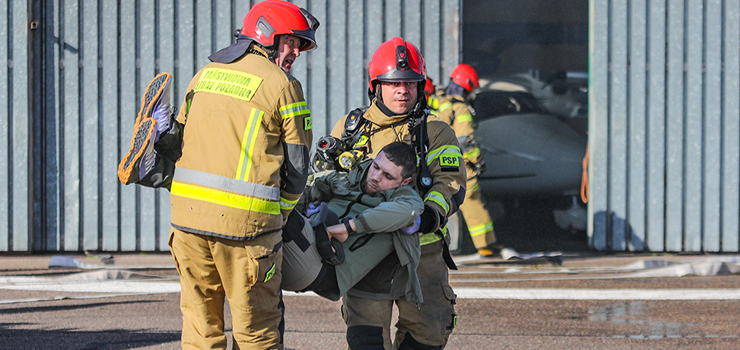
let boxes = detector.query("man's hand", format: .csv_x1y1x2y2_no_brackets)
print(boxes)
326,222,351,242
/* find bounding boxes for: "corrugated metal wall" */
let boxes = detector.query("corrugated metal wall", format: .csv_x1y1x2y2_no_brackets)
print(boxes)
589,0,740,252
0,0,460,253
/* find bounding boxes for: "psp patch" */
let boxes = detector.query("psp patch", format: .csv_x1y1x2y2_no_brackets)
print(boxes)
304,116,312,130
440,155,460,172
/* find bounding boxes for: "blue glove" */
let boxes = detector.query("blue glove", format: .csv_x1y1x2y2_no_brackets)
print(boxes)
400,216,421,235
151,79,172,139
306,202,322,217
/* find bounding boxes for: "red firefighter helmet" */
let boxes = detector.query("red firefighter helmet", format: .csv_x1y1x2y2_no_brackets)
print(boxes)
368,37,427,93
450,64,479,91
241,0,319,51
424,77,435,98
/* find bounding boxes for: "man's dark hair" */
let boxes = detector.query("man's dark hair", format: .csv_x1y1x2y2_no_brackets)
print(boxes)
379,142,417,179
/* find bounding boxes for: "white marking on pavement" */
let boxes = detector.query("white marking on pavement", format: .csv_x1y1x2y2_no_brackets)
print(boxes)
452,287,740,300
0,276,180,294
3,277,739,301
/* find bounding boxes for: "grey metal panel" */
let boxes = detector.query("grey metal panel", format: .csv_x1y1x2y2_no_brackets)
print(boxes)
684,0,703,252
588,0,609,251
441,0,458,79
628,0,647,251
347,0,367,112
196,0,213,73
646,0,666,252
101,0,120,251
48,0,62,252
723,0,740,252
176,0,196,111
12,0,30,251
404,0,422,47
609,0,628,251
664,0,684,252
215,0,233,53
306,2,328,139
422,0,442,82
385,1,402,38
365,0,384,88
0,0,10,251
81,0,100,251
119,0,137,251
158,0,176,252
62,0,81,252
139,0,158,252
703,0,722,252
328,1,348,131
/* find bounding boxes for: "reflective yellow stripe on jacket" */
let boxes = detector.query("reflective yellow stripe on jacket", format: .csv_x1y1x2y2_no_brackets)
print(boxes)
236,108,264,181
171,168,281,215
419,224,448,246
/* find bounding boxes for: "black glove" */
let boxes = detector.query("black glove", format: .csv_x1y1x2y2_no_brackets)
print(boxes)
419,205,440,234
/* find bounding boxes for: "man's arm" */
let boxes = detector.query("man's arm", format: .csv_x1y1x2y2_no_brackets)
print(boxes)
278,78,313,219
352,185,424,234
418,117,467,234
325,185,423,242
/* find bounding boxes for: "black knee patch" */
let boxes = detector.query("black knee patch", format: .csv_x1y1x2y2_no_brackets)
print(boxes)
347,325,384,350
397,332,442,350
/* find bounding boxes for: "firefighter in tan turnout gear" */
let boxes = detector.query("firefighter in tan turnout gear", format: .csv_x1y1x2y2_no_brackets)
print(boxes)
118,1,319,349
435,64,503,257
330,37,466,350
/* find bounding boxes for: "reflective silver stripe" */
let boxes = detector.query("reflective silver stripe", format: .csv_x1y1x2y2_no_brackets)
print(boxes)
174,167,280,201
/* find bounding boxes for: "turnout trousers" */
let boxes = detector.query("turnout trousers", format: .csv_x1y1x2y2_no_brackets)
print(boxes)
342,240,457,350
169,227,284,350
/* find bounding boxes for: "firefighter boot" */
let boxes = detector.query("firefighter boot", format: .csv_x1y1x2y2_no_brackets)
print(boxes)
118,72,172,185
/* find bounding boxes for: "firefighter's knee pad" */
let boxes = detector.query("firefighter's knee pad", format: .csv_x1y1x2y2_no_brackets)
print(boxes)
347,325,384,350
397,332,442,350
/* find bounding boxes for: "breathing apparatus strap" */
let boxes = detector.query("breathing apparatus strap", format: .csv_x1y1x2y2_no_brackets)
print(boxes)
342,106,370,149
412,110,433,193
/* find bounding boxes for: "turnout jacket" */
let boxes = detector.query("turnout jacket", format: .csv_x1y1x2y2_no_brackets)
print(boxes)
169,44,313,240
436,94,482,165
330,99,466,247
297,158,425,303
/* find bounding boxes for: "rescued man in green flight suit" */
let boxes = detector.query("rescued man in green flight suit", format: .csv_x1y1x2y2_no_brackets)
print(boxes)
281,141,425,305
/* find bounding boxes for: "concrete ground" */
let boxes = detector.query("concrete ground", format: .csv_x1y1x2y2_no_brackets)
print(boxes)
2,251,739,349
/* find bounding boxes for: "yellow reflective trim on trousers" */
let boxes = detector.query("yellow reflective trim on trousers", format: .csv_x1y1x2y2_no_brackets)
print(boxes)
456,114,473,123
280,196,299,211
424,191,449,215
469,222,494,237
426,145,463,166
280,101,310,119
236,109,264,181
171,181,280,215
194,68,263,102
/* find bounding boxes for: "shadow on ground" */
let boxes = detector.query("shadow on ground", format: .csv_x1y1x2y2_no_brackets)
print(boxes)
0,325,180,350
